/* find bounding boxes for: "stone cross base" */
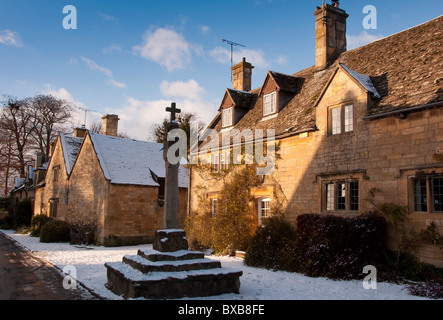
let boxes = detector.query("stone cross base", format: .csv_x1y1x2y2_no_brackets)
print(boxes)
105,229,242,299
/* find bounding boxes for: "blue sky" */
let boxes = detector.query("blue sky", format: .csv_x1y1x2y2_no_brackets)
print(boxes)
1,0,442,140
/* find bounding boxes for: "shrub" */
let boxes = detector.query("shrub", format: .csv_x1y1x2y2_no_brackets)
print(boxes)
0,214,14,230
70,221,97,245
295,213,388,279
40,220,71,243
14,199,33,229
30,214,53,237
245,216,298,271
408,278,443,299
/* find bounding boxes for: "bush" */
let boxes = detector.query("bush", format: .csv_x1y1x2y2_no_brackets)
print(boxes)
295,213,388,279
40,220,71,243
245,217,298,271
70,221,97,245
14,199,33,229
0,214,14,230
30,214,53,236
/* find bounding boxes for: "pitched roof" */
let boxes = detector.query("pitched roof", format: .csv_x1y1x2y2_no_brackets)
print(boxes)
59,133,83,175
201,15,443,149
88,132,188,188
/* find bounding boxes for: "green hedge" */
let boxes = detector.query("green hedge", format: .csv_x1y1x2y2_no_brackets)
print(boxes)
245,213,388,279
40,220,71,243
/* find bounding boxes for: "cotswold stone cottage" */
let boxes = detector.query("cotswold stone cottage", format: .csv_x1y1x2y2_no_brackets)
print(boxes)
34,115,188,246
190,4,443,266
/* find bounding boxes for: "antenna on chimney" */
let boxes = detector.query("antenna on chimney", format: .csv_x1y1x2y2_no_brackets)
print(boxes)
78,107,97,128
222,38,245,82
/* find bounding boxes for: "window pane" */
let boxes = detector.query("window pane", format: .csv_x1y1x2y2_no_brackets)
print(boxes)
212,199,218,217
433,177,443,212
350,181,359,211
270,92,277,113
260,199,271,219
337,183,346,210
326,184,334,210
213,154,219,171
263,92,276,116
223,108,232,127
414,178,428,212
344,105,353,132
331,108,341,135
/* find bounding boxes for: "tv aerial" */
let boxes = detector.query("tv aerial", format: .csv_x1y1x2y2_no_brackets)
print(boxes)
222,38,245,82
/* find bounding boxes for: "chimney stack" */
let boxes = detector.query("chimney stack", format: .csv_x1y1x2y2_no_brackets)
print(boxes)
314,3,348,70
231,57,254,92
102,114,120,137
74,125,87,138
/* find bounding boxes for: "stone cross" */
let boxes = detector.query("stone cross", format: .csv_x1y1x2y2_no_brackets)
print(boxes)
166,102,181,122
163,102,181,229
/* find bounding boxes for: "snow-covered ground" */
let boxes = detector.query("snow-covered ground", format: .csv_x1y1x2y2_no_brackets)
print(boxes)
0,229,429,300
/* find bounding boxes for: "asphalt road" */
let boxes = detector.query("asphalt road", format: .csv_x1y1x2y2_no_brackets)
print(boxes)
0,232,96,300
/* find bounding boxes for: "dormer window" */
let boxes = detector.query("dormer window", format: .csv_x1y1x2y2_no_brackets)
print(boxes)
222,107,233,127
328,104,354,135
263,92,277,116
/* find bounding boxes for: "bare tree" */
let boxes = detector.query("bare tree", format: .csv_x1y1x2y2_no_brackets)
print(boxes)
0,97,35,178
30,94,73,156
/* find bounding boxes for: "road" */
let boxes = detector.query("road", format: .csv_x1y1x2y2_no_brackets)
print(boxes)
0,232,96,300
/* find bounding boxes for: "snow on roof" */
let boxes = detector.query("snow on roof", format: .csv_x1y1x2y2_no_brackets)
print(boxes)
340,63,381,99
88,132,188,188
59,133,83,175
14,177,25,188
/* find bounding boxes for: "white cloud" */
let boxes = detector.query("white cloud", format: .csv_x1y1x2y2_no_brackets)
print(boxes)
0,29,23,47
80,56,127,89
209,46,282,69
160,79,205,101
81,57,113,78
132,27,193,72
106,79,128,88
107,80,216,141
347,31,384,50
102,44,122,54
200,25,210,34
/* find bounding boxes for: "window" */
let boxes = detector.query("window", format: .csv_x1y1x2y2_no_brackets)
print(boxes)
432,177,443,212
350,181,359,211
49,198,58,218
222,107,233,127
326,183,335,211
258,198,272,225
331,108,341,135
411,175,443,213
329,104,354,135
344,105,354,132
263,92,277,116
324,180,359,212
211,199,218,217
220,153,225,170
53,166,60,182
414,178,427,212
212,154,219,172
337,182,346,210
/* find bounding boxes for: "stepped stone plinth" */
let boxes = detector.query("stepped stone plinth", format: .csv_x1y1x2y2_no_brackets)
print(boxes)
105,229,242,299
